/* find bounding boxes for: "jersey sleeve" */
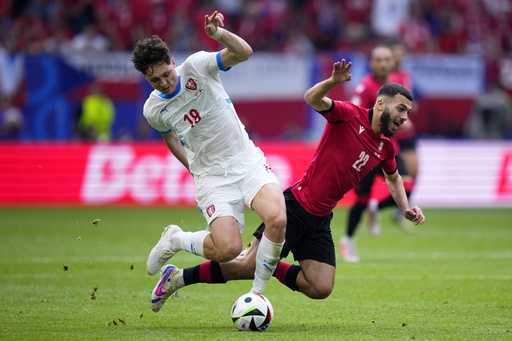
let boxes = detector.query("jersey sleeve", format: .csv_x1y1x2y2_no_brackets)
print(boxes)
319,100,358,123
381,153,397,174
187,51,228,77
143,99,172,134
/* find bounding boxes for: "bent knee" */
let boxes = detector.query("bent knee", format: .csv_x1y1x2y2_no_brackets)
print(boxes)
266,211,287,231
274,213,287,230
307,284,333,300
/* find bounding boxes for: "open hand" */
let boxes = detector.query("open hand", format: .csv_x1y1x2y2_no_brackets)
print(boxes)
205,11,224,37
332,59,352,84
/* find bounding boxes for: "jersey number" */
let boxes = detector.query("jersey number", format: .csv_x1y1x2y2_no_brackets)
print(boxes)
352,151,369,172
184,109,202,127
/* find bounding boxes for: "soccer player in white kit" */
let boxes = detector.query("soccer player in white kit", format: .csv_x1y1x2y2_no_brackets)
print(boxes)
131,11,286,312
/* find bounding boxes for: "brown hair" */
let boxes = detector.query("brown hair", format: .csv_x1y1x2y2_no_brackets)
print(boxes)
131,35,171,76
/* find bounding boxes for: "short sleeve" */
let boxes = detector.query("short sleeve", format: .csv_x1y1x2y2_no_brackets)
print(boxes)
381,154,397,174
320,100,359,123
187,51,224,77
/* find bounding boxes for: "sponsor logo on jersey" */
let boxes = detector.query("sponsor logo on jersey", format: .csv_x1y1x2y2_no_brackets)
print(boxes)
206,204,215,217
359,125,365,134
185,78,197,90
263,164,274,173
379,141,383,151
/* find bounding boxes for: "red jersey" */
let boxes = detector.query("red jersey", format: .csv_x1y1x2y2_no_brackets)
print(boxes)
292,101,397,216
351,74,387,109
390,70,413,92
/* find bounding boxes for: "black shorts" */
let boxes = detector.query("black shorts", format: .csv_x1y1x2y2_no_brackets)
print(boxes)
253,187,336,267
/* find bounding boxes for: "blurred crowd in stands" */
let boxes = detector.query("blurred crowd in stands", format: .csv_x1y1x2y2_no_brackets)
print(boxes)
0,0,511,57
0,0,511,141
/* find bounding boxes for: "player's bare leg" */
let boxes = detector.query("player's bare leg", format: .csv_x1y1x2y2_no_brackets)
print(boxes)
205,216,243,262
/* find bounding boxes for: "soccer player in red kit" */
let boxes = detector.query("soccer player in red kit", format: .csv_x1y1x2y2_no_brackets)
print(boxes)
148,59,425,306
340,45,395,262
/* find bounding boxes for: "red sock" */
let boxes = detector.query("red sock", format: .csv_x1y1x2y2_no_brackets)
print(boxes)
273,262,300,291
183,260,226,285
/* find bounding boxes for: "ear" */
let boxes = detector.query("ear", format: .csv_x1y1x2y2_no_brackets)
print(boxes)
171,58,176,68
376,98,386,111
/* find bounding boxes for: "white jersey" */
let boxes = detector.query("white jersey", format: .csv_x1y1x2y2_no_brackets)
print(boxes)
143,51,261,177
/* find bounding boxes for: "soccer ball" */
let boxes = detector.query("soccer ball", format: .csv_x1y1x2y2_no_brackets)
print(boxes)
231,293,273,331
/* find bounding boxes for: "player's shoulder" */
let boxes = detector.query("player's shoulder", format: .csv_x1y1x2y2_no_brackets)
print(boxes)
182,51,219,76
143,91,164,115
329,100,366,122
335,100,362,111
185,51,216,65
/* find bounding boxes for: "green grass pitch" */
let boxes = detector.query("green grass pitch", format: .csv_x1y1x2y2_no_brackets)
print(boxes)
0,207,511,340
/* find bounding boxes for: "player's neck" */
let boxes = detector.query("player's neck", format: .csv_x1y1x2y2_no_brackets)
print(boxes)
370,109,382,136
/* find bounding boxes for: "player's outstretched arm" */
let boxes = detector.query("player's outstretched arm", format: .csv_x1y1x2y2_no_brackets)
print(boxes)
205,11,253,69
304,59,352,112
384,170,425,225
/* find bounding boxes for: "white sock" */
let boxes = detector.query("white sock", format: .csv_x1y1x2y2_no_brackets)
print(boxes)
341,235,354,245
250,234,284,294
175,230,210,258
176,272,185,289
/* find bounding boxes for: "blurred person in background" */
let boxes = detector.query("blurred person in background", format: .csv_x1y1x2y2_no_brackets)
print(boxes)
367,40,419,235
76,82,115,141
131,11,286,312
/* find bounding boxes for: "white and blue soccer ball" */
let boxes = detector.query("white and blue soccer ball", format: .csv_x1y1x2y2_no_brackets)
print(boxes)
231,293,273,331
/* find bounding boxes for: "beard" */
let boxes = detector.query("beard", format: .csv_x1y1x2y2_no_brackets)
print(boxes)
380,106,396,138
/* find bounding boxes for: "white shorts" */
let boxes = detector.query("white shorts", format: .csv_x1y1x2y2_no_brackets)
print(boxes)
195,151,281,232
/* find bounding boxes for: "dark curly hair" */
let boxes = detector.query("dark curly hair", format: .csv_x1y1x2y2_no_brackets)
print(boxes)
131,35,171,76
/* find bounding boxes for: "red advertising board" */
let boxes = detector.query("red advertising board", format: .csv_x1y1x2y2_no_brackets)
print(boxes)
0,142,363,207
4,141,510,208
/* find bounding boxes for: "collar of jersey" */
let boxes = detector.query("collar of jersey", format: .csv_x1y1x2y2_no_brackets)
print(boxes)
158,76,181,99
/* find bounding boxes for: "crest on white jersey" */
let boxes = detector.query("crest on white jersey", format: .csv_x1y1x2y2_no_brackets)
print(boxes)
185,78,197,91
206,204,215,217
